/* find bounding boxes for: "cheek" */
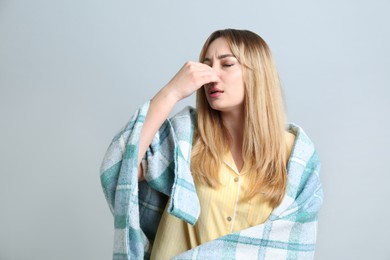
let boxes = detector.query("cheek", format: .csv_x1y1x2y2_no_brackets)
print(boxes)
239,85,246,102
231,69,243,84
232,72,245,93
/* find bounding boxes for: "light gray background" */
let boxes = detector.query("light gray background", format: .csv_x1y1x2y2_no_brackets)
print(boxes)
1,0,389,259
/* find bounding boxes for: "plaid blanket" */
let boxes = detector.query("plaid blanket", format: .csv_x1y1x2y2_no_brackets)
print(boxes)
100,101,323,260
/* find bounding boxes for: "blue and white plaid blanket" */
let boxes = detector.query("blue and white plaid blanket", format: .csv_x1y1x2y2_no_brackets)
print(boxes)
100,101,323,260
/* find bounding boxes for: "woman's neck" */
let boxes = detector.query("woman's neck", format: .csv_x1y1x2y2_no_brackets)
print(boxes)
220,109,245,172
220,109,245,143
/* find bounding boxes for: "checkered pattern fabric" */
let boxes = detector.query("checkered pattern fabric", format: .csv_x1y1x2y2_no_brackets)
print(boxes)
100,101,323,260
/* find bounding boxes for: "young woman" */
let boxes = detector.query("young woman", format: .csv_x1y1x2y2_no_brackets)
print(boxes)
101,29,323,260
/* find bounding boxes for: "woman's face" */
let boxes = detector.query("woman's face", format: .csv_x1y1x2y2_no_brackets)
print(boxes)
203,37,245,113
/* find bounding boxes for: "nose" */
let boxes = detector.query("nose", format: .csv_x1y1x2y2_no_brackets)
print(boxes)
210,63,221,77
204,81,216,90
210,62,219,70
209,81,218,87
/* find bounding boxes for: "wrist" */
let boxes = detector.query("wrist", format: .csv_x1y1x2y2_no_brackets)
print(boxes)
151,84,181,108
161,83,182,103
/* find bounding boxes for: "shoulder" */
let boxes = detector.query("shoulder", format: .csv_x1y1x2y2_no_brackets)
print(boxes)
285,131,296,160
167,107,196,139
171,106,196,118
283,124,322,207
169,106,196,125
286,123,319,165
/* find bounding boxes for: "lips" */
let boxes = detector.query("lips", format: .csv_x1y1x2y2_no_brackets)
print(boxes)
208,87,224,95
208,87,224,98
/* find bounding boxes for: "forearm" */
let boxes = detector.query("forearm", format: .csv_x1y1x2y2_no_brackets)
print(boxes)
136,61,219,180
137,85,179,180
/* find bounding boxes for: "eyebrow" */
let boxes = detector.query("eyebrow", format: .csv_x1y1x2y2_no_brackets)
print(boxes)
203,54,236,63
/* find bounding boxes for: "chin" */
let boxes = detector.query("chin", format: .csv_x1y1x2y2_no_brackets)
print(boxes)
207,101,223,111
208,102,244,114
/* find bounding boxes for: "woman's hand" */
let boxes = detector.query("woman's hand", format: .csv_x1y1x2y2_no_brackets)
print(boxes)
164,61,220,102
137,61,219,181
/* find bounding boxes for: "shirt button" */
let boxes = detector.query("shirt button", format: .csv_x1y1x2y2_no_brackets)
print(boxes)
227,216,232,222
234,177,239,182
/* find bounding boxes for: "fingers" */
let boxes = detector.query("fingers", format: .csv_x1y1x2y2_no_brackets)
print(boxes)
165,61,221,101
183,61,220,87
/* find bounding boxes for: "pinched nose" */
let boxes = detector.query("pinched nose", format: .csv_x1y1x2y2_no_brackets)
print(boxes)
205,81,218,89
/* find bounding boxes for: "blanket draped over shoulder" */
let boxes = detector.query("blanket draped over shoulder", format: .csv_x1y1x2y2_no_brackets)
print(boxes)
100,101,323,260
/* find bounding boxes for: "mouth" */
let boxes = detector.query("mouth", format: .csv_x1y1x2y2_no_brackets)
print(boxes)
208,87,224,95
208,87,224,98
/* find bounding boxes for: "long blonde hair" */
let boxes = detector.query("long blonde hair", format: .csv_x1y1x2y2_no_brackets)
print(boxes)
191,29,288,208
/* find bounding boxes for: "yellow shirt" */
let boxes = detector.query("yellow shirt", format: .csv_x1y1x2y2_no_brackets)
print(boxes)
150,151,273,260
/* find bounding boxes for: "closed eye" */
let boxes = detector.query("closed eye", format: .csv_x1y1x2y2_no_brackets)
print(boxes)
223,64,234,67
